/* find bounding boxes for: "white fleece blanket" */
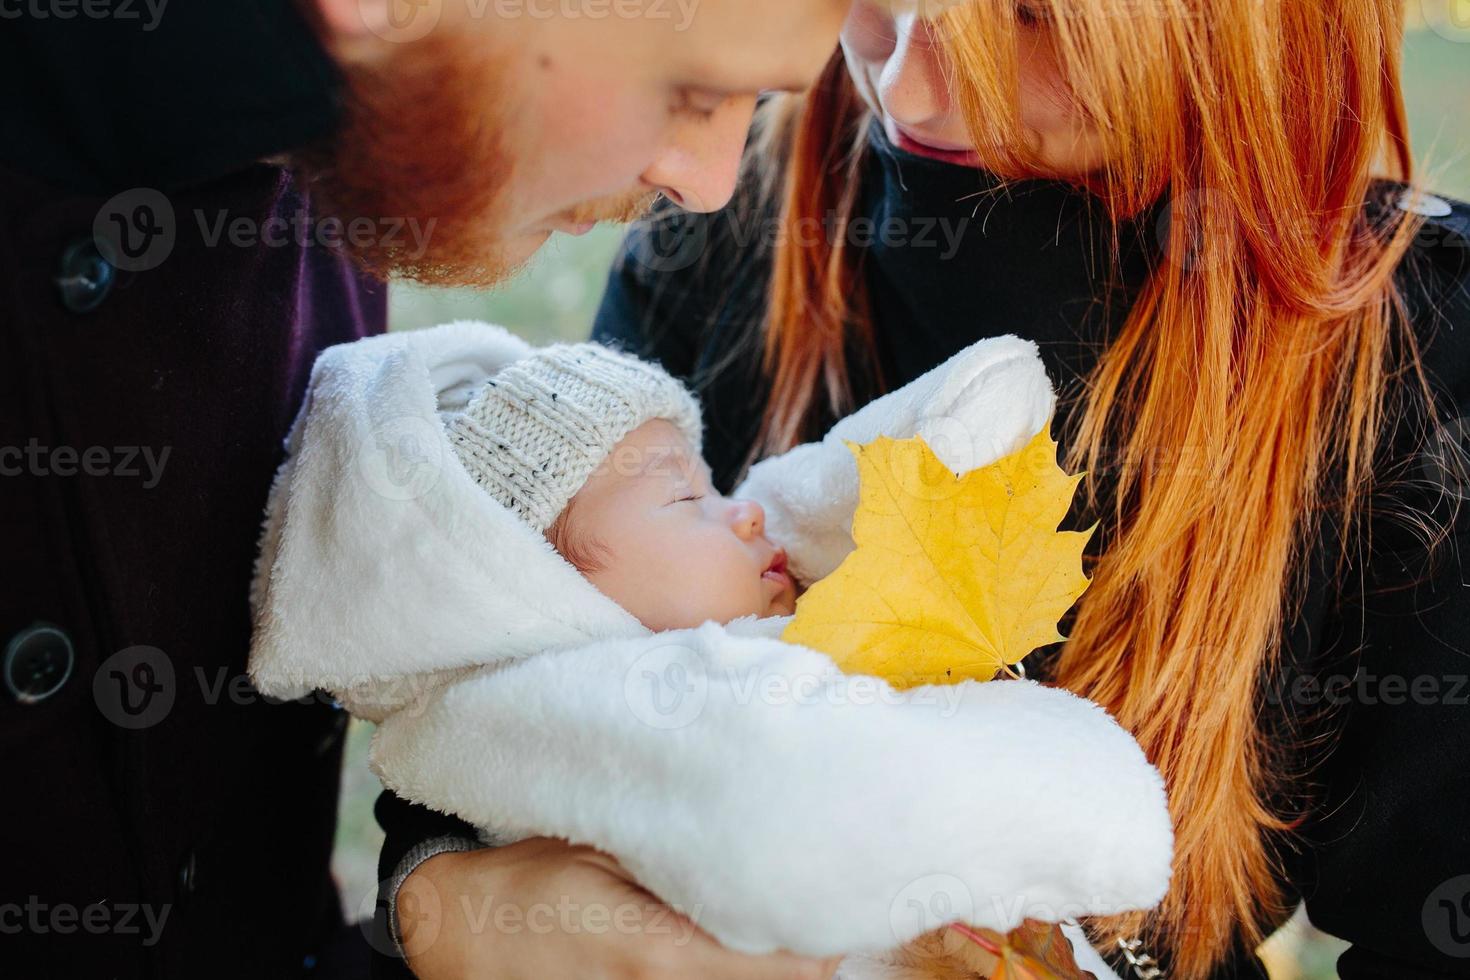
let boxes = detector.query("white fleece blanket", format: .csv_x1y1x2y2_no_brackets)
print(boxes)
248,321,1172,965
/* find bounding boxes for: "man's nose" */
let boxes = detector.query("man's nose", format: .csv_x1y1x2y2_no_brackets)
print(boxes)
730,498,766,539
640,94,758,214
878,17,950,131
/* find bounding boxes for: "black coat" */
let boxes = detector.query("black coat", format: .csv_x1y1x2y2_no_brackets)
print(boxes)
1,5,385,978
587,120,1470,978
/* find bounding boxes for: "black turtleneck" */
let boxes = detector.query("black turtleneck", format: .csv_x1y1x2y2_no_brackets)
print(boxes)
860,117,1158,407
591,115,1470,980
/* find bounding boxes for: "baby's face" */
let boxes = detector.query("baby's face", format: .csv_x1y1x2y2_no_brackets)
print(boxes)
561,419,797,631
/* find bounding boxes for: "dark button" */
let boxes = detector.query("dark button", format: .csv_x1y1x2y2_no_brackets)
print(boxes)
4,623,75,705
55,239,115,314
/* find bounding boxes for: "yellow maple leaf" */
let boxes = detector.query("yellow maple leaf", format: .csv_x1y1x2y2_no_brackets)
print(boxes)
780,425,1094,688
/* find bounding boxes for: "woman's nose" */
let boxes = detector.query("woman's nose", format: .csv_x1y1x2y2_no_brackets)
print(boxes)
641,94,758,214
878,16,950,131
730,498,766,540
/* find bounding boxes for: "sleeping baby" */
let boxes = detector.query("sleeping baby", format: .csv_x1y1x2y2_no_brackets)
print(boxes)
247,321,1173,977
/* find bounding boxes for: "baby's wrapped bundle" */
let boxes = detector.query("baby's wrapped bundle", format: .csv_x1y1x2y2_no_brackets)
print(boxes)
247,322,1173,977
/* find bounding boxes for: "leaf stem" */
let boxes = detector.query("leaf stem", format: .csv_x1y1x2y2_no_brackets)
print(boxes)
948,922,1004,955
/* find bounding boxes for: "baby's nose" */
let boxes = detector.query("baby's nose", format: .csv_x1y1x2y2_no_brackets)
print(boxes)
731,498,766,538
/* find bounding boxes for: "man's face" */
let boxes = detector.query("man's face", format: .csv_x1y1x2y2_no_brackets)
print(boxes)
303,0,850,284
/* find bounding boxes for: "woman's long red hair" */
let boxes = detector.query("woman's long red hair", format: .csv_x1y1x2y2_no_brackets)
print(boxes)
748,2,1451,974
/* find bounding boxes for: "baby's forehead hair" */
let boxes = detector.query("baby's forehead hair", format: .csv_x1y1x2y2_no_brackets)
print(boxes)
545,491,609,574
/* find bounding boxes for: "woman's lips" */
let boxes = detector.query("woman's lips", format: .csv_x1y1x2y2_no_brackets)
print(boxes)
889,122,983,168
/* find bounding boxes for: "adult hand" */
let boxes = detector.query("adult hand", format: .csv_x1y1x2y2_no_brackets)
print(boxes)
398,835,845,980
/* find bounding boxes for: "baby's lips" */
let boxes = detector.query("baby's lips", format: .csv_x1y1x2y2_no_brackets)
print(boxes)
761,558,795,598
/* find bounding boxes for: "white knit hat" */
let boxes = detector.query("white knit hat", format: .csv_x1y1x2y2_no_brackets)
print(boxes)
445,342,704,532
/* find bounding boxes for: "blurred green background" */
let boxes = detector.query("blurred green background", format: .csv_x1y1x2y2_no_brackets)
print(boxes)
331,21,1470,979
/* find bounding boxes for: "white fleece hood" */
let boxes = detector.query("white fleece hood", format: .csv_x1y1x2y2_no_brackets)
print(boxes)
248,322,1174,966
249,321,652,721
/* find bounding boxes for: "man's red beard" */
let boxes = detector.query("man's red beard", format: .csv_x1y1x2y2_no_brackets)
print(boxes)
293,31,657,287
